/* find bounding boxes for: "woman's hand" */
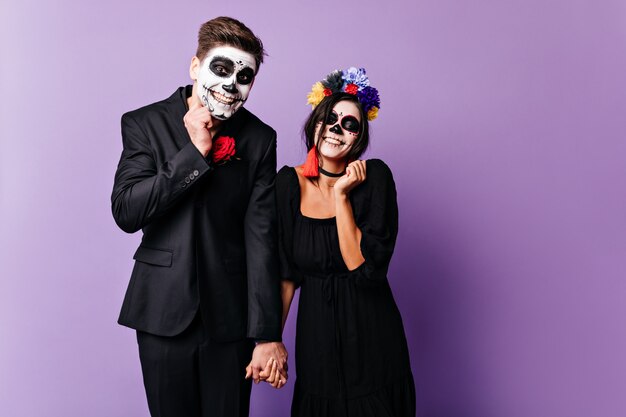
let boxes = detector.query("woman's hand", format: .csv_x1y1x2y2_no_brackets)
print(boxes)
244,342,288,387
262,357,285,389
334,160,367,196
244,357,286,389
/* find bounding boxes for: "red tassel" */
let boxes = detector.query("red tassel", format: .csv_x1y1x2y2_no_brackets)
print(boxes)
302,146,319,178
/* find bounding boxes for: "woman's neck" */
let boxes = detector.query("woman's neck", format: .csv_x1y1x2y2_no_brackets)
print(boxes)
319,158,346,176
316,158,346,189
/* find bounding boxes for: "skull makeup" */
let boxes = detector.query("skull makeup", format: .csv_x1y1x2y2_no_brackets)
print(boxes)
195,46,257,120
316,100,361,161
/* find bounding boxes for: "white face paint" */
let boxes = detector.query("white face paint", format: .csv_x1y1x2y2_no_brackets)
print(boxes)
316,100,362,161
196,46,257,120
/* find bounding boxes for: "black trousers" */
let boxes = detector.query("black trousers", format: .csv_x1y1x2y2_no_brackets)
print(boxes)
136,313,254,417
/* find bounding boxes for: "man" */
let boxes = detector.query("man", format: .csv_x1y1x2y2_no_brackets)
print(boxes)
111,16,287,417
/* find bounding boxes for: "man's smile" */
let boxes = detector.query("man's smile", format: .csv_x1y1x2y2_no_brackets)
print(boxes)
202,84,241,106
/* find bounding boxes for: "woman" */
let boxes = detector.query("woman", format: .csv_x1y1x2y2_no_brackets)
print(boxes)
272,68,415,417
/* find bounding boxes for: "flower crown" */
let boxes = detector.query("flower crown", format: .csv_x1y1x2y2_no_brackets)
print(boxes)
306,67,380,121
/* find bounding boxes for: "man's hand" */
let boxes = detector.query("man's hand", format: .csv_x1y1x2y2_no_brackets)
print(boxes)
183,94,214,157
245,342,288,388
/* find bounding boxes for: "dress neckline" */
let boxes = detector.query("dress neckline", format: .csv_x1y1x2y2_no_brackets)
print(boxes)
297,210,336,224
290,167,337,223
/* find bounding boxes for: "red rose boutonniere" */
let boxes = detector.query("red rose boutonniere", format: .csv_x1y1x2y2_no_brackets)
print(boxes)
212,136,238,165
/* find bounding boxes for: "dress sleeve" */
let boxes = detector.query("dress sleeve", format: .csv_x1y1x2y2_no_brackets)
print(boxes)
350,159,399,286
275,166,302,287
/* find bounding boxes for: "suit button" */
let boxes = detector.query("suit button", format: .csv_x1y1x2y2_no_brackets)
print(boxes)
185,177,191,183
189,174,195,180
193,170,199,176
182,183,187,188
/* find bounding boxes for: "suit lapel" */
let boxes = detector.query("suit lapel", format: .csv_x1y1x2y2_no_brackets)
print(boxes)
168,85,194,150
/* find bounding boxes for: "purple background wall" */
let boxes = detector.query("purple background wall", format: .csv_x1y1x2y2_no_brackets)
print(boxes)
1,1,625,416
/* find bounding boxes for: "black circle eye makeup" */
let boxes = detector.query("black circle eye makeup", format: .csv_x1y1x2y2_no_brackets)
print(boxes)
341,116,360,133
325,111,338,125
209,56,255,85
325,111,360,134
209,58,235,77
236,67,255,85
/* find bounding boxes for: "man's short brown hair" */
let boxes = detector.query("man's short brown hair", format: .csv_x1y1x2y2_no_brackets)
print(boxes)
196,17,265,72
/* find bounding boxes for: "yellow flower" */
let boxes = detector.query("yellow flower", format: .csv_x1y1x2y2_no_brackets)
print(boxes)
367,106,379,121
306,82,326,109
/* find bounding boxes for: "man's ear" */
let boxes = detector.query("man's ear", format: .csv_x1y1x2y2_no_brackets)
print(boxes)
189,56,200,81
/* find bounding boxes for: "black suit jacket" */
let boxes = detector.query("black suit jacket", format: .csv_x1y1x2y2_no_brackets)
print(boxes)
112,86,281,341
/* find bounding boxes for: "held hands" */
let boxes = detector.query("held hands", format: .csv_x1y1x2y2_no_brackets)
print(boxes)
245,342,288,389
183,94,214,157
334,160,367,196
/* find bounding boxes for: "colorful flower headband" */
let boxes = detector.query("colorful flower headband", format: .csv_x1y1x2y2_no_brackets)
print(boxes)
306,67,381,121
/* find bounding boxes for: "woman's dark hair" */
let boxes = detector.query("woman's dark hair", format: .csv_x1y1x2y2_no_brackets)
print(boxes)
303,93,370,166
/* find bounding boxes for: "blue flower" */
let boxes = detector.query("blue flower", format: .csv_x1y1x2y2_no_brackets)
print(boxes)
342,67,370,91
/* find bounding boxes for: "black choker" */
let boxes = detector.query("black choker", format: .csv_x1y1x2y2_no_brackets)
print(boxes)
319,167,345,177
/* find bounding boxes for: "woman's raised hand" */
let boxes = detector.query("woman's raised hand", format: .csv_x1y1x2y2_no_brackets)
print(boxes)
334,160,367,196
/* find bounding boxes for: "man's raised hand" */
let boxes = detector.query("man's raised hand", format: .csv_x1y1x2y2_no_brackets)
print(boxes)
183,94,214,157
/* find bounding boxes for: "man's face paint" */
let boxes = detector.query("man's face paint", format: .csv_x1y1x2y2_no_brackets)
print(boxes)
316,100,361,161
196,46,257,120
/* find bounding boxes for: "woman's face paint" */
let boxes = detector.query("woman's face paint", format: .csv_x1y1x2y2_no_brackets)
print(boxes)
316,100,361,161
195,46,256,120
325,111,361,134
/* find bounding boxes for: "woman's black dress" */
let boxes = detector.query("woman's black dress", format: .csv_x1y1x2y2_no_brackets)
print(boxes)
276,159,415,417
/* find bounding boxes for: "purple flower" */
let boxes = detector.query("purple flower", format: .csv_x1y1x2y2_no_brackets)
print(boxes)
357,86,380,113
342,67,370,91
